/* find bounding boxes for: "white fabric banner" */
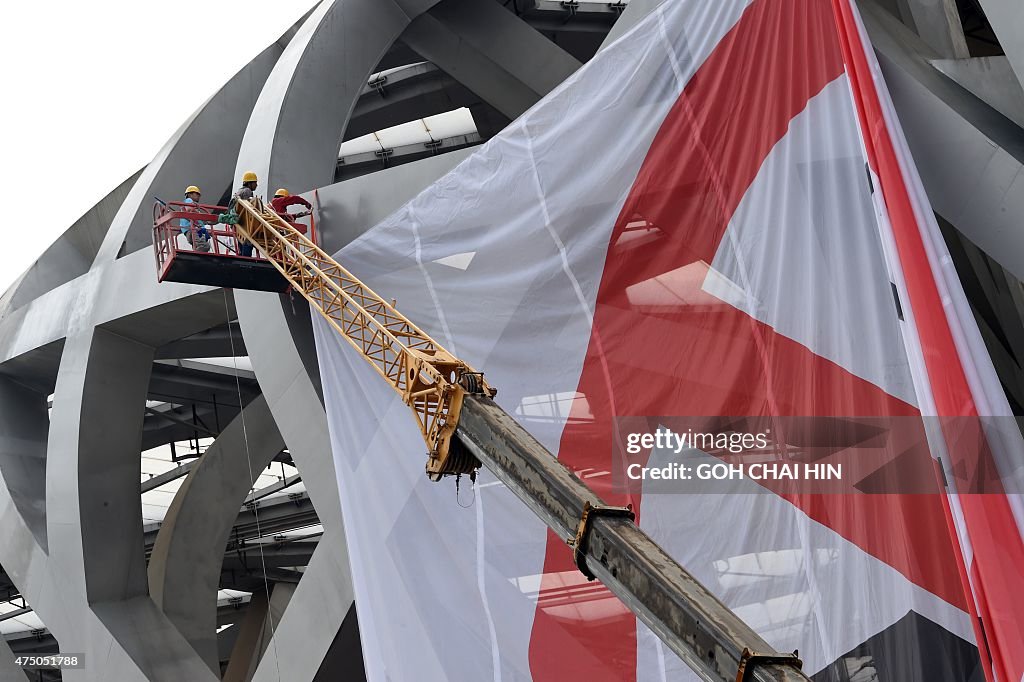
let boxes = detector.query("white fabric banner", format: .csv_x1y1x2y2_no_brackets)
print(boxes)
310,0,1008,679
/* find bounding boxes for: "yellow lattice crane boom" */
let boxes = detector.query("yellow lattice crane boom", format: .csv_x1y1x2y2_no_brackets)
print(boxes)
233,197,494,480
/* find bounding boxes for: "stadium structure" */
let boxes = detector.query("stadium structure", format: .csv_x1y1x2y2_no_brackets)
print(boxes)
1,0,1023,680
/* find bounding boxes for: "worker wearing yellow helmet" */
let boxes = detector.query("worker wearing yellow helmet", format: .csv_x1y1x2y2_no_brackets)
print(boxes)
271,188,313,235
180,185,210,252
233,172,259,203
230,172,260,257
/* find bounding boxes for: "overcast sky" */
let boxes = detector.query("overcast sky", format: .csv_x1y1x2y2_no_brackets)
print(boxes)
0,1,316,295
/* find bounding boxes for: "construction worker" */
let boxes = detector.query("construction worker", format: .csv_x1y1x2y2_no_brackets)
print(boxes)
270,188,313,235
231,172,259,257
179,185,210,252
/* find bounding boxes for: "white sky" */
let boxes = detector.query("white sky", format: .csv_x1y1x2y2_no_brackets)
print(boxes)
0,1,317,295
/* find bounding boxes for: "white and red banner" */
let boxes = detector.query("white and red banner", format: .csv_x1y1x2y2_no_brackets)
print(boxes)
312,0,1023,679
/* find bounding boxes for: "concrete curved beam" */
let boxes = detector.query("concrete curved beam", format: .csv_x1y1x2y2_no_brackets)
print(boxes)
7,170,142,312
149,395,286,673
316,148,472,253
402,0,581,120
346,64,481,140
234,291,348,680
0,250,214,370
251,527,353,682
0,272,27,321
235,0,444,194
94,34,290,262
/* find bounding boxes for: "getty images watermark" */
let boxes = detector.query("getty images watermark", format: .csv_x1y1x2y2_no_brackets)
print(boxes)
624,427,841,483
611,416,1024,495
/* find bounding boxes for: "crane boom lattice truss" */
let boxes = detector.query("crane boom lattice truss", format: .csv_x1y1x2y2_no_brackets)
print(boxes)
234,197,488,479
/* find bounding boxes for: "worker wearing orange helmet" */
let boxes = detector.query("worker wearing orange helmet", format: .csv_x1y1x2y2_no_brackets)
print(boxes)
270,188,313,235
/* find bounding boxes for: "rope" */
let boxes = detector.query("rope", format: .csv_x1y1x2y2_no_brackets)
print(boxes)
222,288,282,682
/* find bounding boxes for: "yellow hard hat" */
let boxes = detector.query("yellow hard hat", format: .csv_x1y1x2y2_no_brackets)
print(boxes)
185,185,201,195
274,188,290,198
242,171,258,184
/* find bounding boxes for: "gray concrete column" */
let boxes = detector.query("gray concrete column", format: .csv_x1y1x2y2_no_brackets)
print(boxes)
65,328,154,604
235,293,341,524
223,591,269,682
148,395,286,673
234,288,354,680
224,584,295,682
250,529,352,682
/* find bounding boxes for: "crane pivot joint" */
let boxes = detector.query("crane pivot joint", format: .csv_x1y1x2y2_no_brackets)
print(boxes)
735,648,803,682
567,500,635,580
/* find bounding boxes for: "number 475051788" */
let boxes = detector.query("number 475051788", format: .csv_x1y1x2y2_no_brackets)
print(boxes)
14,654,85,669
